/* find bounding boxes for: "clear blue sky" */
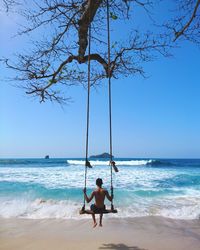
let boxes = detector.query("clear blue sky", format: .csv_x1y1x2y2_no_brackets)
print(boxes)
0,3,200,158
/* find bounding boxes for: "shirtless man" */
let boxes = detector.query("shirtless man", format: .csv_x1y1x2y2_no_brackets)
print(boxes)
83,178,113,227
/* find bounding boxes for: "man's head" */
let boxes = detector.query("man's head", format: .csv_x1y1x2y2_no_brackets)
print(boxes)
96,178,103,188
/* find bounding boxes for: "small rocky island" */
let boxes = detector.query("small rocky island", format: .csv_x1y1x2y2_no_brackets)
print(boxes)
45,155,49,159
90,152,114,159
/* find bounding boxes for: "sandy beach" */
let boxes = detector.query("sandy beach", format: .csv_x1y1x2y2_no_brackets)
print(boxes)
0,216,200,250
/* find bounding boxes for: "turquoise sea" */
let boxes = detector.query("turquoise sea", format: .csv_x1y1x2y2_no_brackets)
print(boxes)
0,158,200,219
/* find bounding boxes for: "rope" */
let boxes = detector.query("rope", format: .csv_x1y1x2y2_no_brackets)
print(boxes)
106,0,114,210
83,18,92,211
82,0,117,212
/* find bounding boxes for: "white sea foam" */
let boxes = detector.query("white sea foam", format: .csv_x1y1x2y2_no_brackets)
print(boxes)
0,165,175,189
67,160,153,166
0,198,80,219
116,196,200,220
0,196,200,220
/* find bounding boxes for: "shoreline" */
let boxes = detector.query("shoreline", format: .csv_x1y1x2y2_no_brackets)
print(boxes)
0,216,200,250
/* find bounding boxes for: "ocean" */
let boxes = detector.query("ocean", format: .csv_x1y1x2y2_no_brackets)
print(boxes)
0,158,200,220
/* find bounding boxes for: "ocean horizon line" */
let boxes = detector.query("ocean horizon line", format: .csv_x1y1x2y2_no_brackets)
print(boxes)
1,157,200,160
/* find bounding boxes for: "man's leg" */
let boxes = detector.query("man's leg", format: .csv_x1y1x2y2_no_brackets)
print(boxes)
99,213,103,227
92,213,97,228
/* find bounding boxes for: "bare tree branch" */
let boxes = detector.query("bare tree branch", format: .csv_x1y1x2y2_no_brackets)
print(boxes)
163,0,200,44
174,0,200,41
2,0,170,103
2,0,19,11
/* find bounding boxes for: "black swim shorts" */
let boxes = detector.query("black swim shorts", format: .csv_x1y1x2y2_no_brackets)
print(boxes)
90,204,106,213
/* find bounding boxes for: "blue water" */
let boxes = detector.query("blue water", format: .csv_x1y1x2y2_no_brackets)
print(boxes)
0,158,200,219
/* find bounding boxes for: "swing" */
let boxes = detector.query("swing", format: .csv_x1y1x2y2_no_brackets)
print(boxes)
80,209,118,215
80,0,118,215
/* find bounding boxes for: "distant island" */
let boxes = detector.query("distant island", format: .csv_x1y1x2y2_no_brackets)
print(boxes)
90,152,114,159
45,155,49,159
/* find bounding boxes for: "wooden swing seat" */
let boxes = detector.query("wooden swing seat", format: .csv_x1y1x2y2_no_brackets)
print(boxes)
79,209,118,215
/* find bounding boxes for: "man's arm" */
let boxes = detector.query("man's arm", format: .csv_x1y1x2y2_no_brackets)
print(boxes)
83,188,94,203
105,190,113,202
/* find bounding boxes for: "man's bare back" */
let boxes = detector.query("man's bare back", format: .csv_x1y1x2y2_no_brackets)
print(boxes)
93,188,111,208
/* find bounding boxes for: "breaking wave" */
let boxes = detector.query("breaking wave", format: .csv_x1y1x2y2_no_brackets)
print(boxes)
0,196,200,220
67,159,154,166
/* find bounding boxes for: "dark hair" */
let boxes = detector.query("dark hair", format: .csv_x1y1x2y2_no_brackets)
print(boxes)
96,178,103,187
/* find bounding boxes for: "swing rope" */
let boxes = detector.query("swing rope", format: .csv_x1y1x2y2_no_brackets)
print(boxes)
82,0,118,213
106,0,114,210
83,19,92,211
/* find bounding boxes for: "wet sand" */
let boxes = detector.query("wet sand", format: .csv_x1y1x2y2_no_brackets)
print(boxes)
0,216,200,250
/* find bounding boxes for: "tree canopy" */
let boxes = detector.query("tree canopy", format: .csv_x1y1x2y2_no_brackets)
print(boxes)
2,0,200,103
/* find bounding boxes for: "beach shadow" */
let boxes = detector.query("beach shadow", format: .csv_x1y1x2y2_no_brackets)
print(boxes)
99,243,147,250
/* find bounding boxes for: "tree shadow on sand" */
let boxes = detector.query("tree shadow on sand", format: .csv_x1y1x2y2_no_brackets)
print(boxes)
99,243,147,250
